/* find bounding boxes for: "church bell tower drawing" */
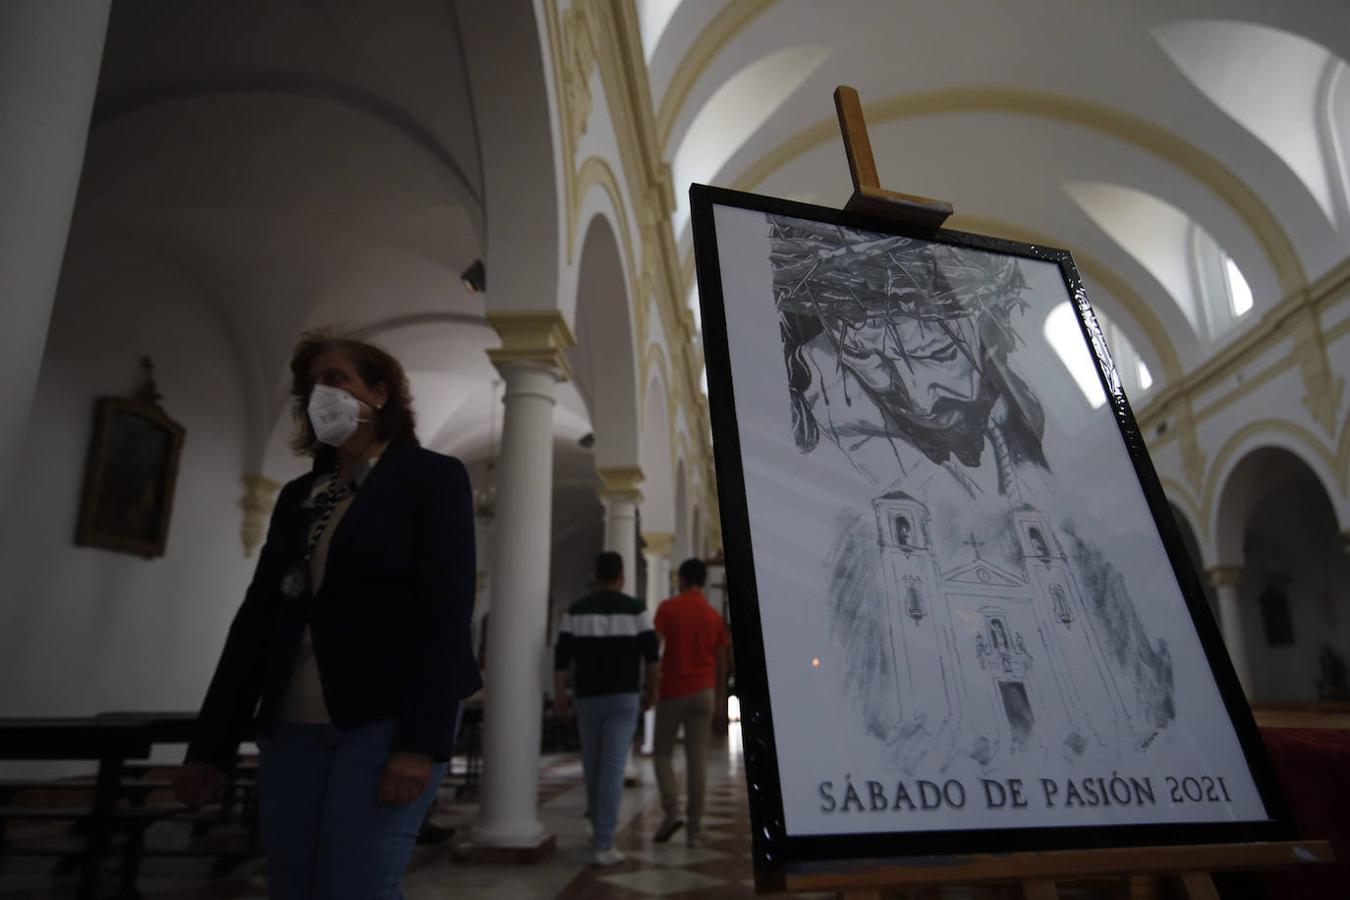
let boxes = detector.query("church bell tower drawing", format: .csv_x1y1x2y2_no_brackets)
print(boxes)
872,491,959,759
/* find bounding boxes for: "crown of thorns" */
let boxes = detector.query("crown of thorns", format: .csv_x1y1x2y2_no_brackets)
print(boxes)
767,216,1025,322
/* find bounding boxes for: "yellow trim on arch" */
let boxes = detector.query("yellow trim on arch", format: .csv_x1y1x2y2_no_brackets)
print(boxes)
730,87,1306,295
1157,475,1204,536
654,0,780,151
574,155,642,301
1198,418,1341,539
642,340,672,414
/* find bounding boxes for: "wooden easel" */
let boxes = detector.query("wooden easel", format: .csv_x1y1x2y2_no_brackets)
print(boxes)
797,85,1338,900
833,85,951,230
772,839,1334,899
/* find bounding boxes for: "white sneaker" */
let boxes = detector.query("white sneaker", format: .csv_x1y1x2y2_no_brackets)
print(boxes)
593,847,626,866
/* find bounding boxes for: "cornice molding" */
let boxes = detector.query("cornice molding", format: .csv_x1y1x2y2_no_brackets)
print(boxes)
1139,261,1349,439
485,310,576,380
596,464,645,497
642,530,675,557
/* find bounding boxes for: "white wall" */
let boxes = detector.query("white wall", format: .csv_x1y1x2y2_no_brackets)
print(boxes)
0,229,256,725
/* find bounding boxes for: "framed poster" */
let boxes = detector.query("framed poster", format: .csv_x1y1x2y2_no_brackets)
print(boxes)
690,184,1291,870
76,362,184,559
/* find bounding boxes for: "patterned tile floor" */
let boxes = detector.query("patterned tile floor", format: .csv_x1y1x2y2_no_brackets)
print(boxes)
0,726,1144,899
0,724,801,899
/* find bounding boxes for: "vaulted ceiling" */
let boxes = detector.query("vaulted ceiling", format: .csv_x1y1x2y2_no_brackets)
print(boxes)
643,0,1350,402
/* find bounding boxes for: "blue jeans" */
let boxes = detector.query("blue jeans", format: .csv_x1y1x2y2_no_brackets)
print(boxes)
257,719,448,900
575,693,640,850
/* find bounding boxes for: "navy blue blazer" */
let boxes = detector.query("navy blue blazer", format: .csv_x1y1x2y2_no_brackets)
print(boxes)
187,441,482,766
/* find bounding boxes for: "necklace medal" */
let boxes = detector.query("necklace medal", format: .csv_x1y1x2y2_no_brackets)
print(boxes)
280,566,309,600
281,471,347,601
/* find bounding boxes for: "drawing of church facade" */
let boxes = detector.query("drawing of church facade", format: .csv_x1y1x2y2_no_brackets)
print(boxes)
872,490,1135,773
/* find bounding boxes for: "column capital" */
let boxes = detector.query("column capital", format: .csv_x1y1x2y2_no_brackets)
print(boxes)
1204,565,1243,589
486,310,575,381
240,473,281,557
596,465,645,501
642,530,675,558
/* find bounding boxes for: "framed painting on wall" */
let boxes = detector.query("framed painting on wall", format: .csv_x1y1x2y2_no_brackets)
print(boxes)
689,184,1290,870
75,358,184,559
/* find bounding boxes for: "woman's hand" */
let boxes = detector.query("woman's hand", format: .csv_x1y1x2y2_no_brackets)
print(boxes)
172,761,223,808
379,751,434,805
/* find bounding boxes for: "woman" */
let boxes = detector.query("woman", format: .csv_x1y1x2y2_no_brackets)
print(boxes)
173,333,480,899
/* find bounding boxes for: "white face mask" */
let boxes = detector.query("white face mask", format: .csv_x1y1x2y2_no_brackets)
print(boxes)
307,384,370,447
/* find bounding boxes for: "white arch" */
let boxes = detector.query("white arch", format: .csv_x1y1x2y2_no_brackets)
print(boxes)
670,44,830,237
640,372,676,533
571,212,642,470
636,0,683,61
77,91,489,476
1211,438,1348,564
459,0,564,317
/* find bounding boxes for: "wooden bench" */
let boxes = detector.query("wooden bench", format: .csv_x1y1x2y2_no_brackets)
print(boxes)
0,714,266,897
95,711,260,873
0,718,162,899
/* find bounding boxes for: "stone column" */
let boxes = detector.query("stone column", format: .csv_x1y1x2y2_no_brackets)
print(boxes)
594,477,644,774
596,467,643,586
1205,565,1251,697
643,531,675,606
640,531,674,755
0,0,112,531
473,312,573,854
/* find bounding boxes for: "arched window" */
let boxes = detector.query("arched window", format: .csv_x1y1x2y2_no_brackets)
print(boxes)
1052,585,1073,626
1224,255,1254,316
904,576,925,622
1044,302,1105,409
1322,59,1350,231
989,618,1010,652
1186,222,1256,331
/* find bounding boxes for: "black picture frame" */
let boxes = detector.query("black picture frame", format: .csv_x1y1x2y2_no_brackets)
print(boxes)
689,184,1293,876
75,389,184,560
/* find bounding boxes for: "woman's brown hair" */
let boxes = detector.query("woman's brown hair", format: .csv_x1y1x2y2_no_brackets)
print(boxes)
289,332,419,455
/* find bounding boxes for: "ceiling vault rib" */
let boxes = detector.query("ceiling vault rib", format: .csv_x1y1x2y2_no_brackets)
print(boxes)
654,0,780,151
90,75,484,210
729,87,1307,297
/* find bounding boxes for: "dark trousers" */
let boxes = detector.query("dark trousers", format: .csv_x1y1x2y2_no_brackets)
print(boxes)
257,719,446,900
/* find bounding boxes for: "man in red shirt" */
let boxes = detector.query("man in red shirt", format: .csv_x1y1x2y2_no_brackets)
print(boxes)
652,558,730,846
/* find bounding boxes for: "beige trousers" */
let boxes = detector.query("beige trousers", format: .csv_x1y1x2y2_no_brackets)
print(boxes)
653,688,714,827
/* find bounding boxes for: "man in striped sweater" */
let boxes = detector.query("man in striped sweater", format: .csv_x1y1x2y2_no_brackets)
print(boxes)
554,551,660,866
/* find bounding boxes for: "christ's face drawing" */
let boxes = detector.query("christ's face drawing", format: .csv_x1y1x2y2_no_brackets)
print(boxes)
841,313,983,413
827,305,994,468
771,212,1049,478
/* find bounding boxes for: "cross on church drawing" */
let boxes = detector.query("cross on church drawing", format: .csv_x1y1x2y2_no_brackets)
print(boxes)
873,491,1138,771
